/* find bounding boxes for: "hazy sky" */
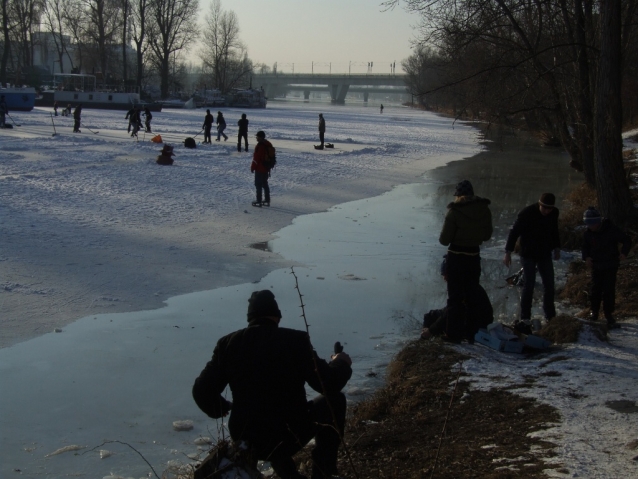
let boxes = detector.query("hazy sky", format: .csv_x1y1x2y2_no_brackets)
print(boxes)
198,0,420,74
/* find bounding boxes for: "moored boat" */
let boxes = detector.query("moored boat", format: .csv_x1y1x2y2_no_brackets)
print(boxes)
0,87,37,111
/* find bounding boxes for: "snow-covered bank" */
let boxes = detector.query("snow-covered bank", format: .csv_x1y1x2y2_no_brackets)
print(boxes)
0,103,480,348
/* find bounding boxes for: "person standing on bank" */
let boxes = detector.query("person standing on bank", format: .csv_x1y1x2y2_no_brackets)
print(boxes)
582,206,632,329
73,104,82,133
504,193,561,323
251,130,274,207
237,113,249,152
437,180,493,342
318,113,326,149
202,109,214,144
216,110,228,141
192,290,352,479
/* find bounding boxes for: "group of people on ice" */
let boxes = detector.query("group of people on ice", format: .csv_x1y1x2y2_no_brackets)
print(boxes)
420,181,632,343
125,106,153,137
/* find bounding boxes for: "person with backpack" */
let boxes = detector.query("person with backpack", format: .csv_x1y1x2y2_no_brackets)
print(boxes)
203,109,214,144
216,111,228,141
237,113,249,152
582,206,632,329
250,130,275,207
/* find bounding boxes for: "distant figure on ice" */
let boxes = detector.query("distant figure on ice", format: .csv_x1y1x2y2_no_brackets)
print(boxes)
130,107,142,138
144,107,152,133
503,193,561,324
237,113,249,152
192,289,352,479
216,111,228,141
0,95,7,128
66,104,72,116
318,113,326,149
250,131,275,207
202,109,214,144
73,104,82,132
582,206,632,329
125,107,135,133
380,104,384,114
439,180,493,342
53,101,59,117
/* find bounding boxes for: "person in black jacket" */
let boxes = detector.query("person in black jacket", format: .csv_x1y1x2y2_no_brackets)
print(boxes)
143,107,152,133
216,111,228,141
192,290,352,479
202,109,214,144
237,113,249,152
582,207,632,328
504,193,561,322
73,104,82,132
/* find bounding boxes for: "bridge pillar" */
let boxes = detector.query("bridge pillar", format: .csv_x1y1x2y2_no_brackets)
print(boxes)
304,90,310,100
330,84,350,104
363,92,369,102
264,84,279,99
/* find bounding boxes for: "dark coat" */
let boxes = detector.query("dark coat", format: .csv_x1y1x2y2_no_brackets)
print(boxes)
439,196,493,251
505,203,560,260
238,118,249,133
203,113,214,128
251,140,275,174
192,318,351,447
582,219,632,270
216,113,226,127
424,283,493,337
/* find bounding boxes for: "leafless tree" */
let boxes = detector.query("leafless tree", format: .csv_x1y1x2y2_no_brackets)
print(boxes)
200,0,251,93
147,0,199,98
41,0,75,73
129,0,149,92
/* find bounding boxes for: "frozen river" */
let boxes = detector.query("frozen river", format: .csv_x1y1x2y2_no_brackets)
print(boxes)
0,104,577,478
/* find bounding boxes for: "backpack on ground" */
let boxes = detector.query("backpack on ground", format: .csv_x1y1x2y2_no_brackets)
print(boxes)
184,137,196,148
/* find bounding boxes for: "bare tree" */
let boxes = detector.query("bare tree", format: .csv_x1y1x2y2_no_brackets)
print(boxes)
147,0,198,99
129,0,149,92
200,0,251,93
1,0,10,85
42,0,75,73
79,0,121,85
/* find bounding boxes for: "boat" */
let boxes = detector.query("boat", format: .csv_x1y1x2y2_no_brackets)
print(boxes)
0,86,37,111
226,88,267,108
34,74,162,111
193,89,225,108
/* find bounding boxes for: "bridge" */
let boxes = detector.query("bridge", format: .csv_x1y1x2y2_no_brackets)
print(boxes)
252,73,408,104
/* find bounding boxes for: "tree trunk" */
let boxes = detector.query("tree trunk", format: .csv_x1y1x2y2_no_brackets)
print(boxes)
595,0,635,225
1,0,10,86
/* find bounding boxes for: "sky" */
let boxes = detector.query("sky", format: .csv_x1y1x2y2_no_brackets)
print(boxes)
198,0,420,74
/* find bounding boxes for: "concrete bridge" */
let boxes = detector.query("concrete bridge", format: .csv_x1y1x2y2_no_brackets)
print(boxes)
252,73,407,104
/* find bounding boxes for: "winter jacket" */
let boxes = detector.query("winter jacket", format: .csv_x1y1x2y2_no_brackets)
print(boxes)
192,318,352,445
439,196,493,251
0,99,8,114
505,203,560,260
251,140,275,174
216,113,226,128
238,118,249,133
203,113,214,128
582,219,632,270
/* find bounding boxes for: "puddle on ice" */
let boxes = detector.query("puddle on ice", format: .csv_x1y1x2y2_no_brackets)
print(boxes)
0,131,576,478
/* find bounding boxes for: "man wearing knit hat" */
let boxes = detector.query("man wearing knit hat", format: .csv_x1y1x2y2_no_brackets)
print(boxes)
582,207,631,328
504,193,561,324
192,290,352,479
438,179,493,342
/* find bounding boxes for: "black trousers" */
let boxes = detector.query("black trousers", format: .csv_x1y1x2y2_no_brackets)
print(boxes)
254,171,270,203
445,252,482,340
591,267,618,317
204,125,212,143
238,132,248,151
319,131,325,146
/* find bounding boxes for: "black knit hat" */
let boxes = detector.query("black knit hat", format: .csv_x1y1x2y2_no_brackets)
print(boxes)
247,290,281,321
539,193,556,208
583,206,602,225
256,130,266,138
454,180,474,197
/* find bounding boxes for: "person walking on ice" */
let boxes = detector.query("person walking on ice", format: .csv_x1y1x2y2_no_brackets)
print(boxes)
582,206,632,329
216,111,228,141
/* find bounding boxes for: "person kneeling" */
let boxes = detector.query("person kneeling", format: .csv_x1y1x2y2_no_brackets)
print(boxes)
192,290,352,479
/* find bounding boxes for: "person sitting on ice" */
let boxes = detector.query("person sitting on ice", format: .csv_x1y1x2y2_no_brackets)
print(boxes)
156,144,175,165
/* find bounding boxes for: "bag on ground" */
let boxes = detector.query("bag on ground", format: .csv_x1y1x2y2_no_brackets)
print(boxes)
151,134,163,143
184,137,197,149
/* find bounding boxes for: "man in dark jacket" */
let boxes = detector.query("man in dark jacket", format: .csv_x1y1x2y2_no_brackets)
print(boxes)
504,193,561,322
0,95,7,128
439,180,493,341
125,107,135,133
73,104,82,132
251,130,275,207
143,107,152,133
318,113,326,149
216,111,228,141
203,109,214,144
192,290,352,479
237,113,249,152
582,207,632,328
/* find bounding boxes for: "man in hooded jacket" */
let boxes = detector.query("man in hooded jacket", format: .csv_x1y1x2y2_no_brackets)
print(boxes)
192,290,352,479
438,180,493,341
